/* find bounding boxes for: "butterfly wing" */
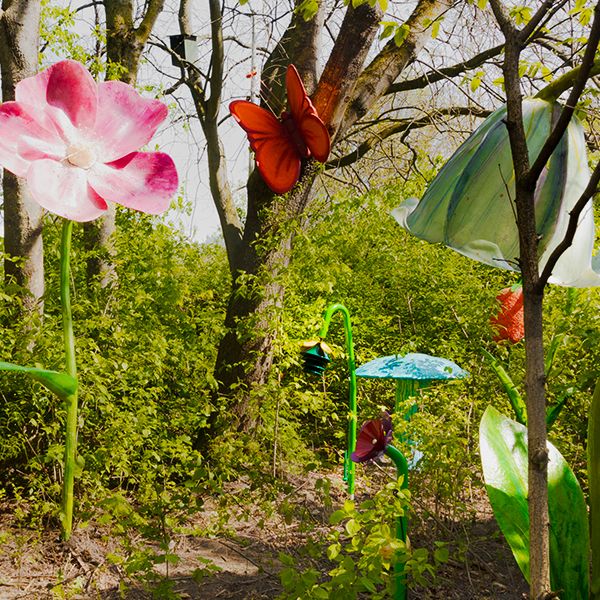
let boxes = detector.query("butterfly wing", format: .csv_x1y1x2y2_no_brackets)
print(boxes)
230,100,301,194
286,65,331,163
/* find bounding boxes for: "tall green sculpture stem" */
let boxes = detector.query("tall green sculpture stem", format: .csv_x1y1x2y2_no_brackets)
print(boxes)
318,303,357,497
385,444,409,600
60,219,78,541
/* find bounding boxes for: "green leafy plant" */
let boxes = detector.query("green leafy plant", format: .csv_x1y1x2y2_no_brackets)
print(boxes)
480,406,589,597
278,478,447,599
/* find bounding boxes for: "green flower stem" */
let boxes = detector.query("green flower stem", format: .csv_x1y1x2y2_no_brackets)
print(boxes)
482,349,526,425
318,303,357,497
385,444,409,600
60,219,78,541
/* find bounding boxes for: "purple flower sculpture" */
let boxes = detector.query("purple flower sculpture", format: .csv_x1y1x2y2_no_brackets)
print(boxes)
351,415,393,463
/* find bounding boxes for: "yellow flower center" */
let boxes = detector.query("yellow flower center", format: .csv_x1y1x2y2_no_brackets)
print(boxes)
66,144,96,169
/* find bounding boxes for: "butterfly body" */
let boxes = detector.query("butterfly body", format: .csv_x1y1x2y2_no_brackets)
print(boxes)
230,65,330,194
280,112,310,158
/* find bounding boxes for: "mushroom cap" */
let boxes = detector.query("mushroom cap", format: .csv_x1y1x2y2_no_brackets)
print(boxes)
355,353,468,381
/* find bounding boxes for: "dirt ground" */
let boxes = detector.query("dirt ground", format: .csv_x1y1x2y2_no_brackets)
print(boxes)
0,472,527,599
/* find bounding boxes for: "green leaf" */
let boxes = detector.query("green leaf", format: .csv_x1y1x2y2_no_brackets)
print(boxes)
546,387,574,429
345,518,361,536
433,545,449,563
430,17,443,39
394,24,410,47
280,567,295,588
480,406,589,598
379,21,397,40
378,0,388,12
327,543,341,560
295,0,319,20
329,509,346,525
359,576,376,592
0,361,77,400
482,350,526,425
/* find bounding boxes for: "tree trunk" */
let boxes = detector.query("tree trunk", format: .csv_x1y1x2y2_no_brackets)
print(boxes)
85,0,164,286
188,0,449,432
0,0,44,316
214,164,319,430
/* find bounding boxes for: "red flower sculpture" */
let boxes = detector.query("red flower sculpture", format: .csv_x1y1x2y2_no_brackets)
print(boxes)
351,415,393,463
491,285,525,343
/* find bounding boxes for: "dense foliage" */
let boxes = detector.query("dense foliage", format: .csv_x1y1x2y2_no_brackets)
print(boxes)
0,176,598,593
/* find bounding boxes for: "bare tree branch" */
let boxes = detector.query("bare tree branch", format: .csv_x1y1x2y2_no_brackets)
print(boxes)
327,106,491,169
312,1,383,136
207,0,224,120
520,0,566,42
528,1,600,186
136,0,164,40
340,0,452,135
386,44,504,94
178,0,243,272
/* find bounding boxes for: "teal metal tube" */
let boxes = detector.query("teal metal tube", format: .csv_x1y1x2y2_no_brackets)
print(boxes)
318,303,357,497
385,444,409,600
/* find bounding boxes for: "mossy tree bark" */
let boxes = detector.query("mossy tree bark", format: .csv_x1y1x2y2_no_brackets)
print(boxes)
84,0,165,287
0,0,44,317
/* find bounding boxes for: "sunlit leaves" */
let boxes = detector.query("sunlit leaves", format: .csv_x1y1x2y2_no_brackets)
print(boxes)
466,0,488,8
343,0,389,9
570,0,594,25
379,21,410,46
470,69,484,92
296,0,319,20
40,0,105,77
509,5,532,25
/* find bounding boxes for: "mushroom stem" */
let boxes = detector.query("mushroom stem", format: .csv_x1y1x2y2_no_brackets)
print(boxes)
385,444,409,600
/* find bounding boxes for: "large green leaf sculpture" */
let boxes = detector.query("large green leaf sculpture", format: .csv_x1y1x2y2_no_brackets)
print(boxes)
588,381,600,599
393,98,597,288
480,406,589,598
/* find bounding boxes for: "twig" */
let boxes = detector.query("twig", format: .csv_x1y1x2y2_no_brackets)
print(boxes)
216,540,277,578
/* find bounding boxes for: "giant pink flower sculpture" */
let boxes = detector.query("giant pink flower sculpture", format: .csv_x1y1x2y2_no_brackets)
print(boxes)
0,59,178,221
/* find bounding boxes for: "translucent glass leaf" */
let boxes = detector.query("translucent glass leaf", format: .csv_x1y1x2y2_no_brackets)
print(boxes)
393,99,598,287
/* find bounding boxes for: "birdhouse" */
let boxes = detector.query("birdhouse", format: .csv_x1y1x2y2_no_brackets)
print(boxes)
169,35,199,67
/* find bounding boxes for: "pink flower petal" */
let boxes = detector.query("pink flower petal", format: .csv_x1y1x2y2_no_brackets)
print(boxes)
27,159,107,222
94,81,168,161
16,60,97,133
88,152,178,215
0,102,64,177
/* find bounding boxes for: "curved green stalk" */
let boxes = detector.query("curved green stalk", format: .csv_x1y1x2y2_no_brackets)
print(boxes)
385,444,409,600
482,349,526,425
318,303,357,497
60,219,78,541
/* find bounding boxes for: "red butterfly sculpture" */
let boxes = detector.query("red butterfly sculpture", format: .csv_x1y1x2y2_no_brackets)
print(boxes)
229,64,331,194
